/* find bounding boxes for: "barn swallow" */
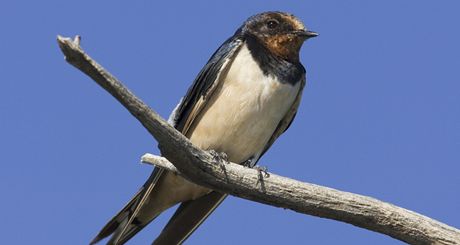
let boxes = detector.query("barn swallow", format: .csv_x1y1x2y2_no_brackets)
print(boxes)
90,11,317,245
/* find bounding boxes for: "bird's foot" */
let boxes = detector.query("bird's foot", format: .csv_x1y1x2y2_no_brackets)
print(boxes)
208,150,229,166
242,157,256,168
254,165,270,178
208,150,229,173
242,159,252,167
241,157,269,178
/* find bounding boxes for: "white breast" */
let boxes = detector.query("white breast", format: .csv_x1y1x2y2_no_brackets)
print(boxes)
188,44,301,164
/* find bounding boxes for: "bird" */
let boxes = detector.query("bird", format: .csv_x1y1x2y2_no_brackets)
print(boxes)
90,11,317,245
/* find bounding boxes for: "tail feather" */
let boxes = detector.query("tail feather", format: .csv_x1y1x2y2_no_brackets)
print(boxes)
106,214,155,245
89,190,141,245
153,191,227,245
90,168,164,245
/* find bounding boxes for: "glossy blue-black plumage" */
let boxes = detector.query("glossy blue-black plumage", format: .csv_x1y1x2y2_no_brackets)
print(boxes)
173,36,243,132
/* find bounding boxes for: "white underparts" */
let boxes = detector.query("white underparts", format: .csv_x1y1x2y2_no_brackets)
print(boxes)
188,44,301,163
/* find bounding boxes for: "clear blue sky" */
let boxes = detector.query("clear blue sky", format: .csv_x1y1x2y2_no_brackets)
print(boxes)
1,1,459,244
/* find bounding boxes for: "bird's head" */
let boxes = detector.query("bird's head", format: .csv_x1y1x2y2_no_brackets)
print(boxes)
239,12,317,62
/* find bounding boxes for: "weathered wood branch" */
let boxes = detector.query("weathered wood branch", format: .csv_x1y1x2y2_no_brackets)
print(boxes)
57,35,460,245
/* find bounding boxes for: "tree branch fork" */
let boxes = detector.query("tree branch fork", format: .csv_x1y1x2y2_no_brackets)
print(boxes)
57,35,460,245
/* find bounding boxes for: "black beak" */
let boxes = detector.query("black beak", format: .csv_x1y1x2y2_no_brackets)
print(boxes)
305,30,319,38
294,30,319,39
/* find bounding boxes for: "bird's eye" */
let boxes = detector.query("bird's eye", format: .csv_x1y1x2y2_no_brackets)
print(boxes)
266,20,279,29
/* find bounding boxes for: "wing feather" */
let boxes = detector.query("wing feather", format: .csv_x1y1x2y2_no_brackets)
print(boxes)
146,36,244,244
93,36,244,245
173,36,244,134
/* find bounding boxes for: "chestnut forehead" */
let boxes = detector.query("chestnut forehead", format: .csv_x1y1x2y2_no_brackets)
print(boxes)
281,14,305,30
265,13,305,30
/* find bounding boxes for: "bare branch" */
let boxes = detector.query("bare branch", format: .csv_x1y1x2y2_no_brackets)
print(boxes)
57,35,460,245
141,153,179,173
